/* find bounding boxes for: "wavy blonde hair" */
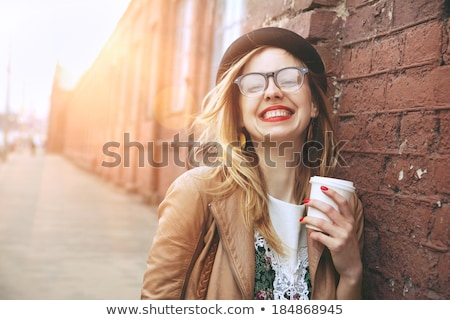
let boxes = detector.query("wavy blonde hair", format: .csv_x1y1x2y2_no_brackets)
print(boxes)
191,46,337,254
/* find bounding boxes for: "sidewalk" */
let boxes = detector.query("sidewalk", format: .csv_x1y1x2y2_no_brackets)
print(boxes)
0,150,159,299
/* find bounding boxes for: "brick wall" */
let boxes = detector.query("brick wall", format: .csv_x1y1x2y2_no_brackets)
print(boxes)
333,0,449,299
240,0,449,299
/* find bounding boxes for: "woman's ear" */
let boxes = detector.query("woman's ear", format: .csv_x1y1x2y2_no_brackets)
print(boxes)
311,102,319,118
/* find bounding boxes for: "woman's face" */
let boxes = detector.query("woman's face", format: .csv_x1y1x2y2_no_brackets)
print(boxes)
238,47,318,147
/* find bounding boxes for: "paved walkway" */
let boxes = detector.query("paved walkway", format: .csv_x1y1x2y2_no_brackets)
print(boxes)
0,150,159,299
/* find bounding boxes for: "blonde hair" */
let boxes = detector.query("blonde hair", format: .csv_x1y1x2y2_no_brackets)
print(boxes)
191,47,337,254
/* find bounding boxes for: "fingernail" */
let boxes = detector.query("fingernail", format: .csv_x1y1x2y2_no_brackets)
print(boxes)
320,186,328,191
300,216,305,222
302,199,310,204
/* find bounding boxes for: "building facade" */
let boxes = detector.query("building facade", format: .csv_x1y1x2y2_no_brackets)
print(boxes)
47,0,449,299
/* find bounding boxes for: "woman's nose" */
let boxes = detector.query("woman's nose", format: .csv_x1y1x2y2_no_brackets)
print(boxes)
264,76,283,100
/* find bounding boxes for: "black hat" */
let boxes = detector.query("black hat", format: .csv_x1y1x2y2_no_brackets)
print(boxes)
216,27,327,93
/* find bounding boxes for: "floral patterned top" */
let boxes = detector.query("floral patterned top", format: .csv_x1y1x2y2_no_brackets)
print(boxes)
253,232,311,300
253,195,311,300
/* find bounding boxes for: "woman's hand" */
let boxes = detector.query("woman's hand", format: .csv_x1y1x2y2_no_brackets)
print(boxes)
301,186,363,299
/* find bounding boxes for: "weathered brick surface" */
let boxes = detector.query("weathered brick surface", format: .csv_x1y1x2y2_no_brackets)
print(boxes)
338,75,387,113
431,157,450,194
336,113,399,151
392,0,444,28
343,0,393,42
382,155,439,196
334,153,385,192
371,34,403,72
445,20,450,64
359,192,447,299
399,111,438,154
308,10,343,40
403,21,442,66
385,67,436,110
292,0,341,11
288,10,342,41
245,0,290,29
341,42,372,78
314,44,338,74
336,0,449,300
429,66,450,104
289,11,315,39
346,0,374,9
341,20,443,77
438,109,450,153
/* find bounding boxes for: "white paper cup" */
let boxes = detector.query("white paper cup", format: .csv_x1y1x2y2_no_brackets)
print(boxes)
306,176,355,231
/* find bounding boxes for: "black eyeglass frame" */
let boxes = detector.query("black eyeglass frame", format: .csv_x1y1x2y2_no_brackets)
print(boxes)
234,66,309,97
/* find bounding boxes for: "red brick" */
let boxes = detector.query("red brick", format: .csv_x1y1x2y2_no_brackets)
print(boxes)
341,44,372,78
371,34,403,72
315,44,338,74
334,115,368,150
346,0,375,10
361,193,446,298
293,0,312,11
309,10,343,40
374,232,424,297
382,156,437,196
290,11,314,39
403,21,442,67
290,10,342,41
431,157,450,194
292,0,313,11
245,0,290,29
343,1,392,42
392,0,444,28
399,111,437,153
429,66,450,104
339,75,387,113
431,241,449,297
385,66,449,110
445,20,450,65
364,113,399,150
333,153,385,192
438,109,450,153
385,67,435,110
293,0,341,11
428,204,448,250
247,0,290,18
314,0,340,5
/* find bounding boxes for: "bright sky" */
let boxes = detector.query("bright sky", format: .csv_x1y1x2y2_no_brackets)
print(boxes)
0,0,131,120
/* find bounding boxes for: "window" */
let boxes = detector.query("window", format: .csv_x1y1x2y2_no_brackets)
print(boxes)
210,0,245,86
171,0,194,113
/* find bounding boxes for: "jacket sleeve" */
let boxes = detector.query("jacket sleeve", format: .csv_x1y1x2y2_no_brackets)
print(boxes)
141,169,210,299
352,193,364,254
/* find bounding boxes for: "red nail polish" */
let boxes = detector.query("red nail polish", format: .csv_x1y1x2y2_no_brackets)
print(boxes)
320,186,328,191
300,216,305,222
303,199,310,204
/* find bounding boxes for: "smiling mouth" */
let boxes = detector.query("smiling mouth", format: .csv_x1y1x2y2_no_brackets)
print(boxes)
260,109,293,120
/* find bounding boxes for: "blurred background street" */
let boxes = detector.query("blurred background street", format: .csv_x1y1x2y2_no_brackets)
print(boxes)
0,147,158,299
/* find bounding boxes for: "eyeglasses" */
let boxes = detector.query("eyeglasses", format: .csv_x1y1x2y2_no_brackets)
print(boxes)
234,66,309,97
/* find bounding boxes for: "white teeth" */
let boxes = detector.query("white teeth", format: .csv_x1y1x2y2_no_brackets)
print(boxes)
263,110,291,119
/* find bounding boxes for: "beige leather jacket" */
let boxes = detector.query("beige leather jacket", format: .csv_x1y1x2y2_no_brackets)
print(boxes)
141,166,364,300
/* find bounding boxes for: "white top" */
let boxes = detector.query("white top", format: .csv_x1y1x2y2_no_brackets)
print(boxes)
254,194,309,300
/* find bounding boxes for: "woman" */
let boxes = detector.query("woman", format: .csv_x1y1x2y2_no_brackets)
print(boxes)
141,27,364,300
